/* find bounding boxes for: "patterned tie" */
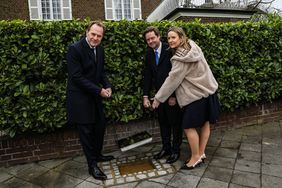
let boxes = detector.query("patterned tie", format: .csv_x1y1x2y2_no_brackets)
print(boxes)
155,50,159,65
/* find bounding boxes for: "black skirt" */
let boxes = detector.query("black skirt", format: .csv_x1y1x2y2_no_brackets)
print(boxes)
181,92,220,129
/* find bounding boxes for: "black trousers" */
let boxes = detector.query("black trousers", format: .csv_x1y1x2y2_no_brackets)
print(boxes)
77,114,106,168
157,102,182,153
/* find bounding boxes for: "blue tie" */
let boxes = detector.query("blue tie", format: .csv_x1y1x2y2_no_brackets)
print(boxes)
155,50,159,65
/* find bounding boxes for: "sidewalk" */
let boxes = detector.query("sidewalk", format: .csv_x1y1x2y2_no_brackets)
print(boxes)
1,121,282,188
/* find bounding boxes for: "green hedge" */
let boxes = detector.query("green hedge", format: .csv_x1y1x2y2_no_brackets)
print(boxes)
0,15,282,137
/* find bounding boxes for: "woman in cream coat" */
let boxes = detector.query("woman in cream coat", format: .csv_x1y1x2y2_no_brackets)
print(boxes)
152,26,220,170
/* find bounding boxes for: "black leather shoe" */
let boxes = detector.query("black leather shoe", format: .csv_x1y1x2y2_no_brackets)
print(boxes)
166,153,180,164
153,150,171,160
96,155,115,162
88,166,107,181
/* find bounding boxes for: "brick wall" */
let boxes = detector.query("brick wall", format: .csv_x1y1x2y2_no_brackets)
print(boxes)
1,99,282,167
141,0,161,20
214,99,282,129
72,0,105,20
0,0,248,22
71,0,161,20
0,0,29,20
0,0,160,21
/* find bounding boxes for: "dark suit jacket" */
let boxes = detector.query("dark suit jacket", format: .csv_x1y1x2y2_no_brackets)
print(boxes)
66,37,111,124
143,42,174,98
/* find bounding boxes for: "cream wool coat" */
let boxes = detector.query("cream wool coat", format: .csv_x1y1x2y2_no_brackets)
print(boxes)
155,40,218,108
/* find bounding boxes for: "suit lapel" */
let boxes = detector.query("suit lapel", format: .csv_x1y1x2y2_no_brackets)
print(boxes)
158,43,168,66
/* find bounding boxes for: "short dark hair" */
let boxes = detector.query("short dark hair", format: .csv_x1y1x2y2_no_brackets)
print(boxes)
143,26,160,39
86,20,106,34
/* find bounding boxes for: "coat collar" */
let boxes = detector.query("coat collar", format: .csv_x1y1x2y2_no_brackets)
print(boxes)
79,38,97,62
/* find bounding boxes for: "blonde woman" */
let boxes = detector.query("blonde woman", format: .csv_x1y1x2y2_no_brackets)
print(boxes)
152,26,220,170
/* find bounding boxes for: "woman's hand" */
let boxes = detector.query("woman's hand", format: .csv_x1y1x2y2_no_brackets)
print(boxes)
152,98,160,109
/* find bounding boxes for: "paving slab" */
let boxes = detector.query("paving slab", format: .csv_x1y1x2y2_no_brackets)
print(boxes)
38,158,70,169
214,148,238,158
241,135,261,144
239,143,261,153
168,172,200,188
5,163,41,175
220,140,241,149
197,178,228,188
203,166,232,182
149,174,175,185
0,169,13,182
222,132,242,142
108,182,138,188
262,137,282,147
237,150,261,162
53,160,89,180
32,169,84,187
1,122,282,188
74,181,103,188
261,145,282,156
206,137,222,147
241,125,262,136
204,146,217,156
234,159,261,173
262,163,282,178
262,153,282,165
209,156,236,169
229,183,251,188
135,180,166,188
231,170,260,188
0,177,41,188
262,174,282,188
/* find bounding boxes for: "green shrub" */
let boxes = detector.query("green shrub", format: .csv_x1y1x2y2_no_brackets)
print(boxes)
0,15,281,137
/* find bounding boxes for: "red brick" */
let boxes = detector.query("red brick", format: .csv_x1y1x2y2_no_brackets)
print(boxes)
1,154,12,160
0,0,29,20
64,145,82,151
0,0,161,21
13,151,33,158
27,139,35,145
34,149,55,156
0,149,6,155
6,147,29,154
38,154,59,161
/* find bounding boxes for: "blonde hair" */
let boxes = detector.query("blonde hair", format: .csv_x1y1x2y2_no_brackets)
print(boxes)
167,26,190,50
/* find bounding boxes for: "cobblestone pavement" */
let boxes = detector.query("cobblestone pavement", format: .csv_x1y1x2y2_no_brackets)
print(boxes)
1,121,282,188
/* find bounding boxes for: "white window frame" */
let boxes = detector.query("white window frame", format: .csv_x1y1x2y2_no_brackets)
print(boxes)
28,0,72,20
105,0,142,20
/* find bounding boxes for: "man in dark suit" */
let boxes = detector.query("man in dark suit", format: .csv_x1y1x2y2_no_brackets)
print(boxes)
66,21,114,181
143,26,182,164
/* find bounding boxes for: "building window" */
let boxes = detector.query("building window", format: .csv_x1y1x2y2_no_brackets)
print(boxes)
105,0,142,20
28,0,72,20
